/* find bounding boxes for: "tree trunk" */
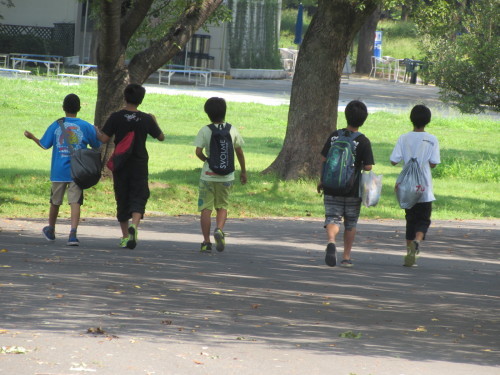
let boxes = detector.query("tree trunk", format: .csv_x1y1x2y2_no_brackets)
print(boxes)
263,0,378,180
94,0,223,128
355,6,381,75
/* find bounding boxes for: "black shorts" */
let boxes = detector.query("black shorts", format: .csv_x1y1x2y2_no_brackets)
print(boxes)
113,163,150,222
405,202,432,240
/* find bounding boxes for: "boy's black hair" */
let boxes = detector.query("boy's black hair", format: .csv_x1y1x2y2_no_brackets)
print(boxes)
204,97,226,123
410,105,431,128
344,100,368,128
63,93,81,114
124,83,146,105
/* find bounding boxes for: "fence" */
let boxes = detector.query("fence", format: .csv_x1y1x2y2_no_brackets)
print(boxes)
0,23,75,56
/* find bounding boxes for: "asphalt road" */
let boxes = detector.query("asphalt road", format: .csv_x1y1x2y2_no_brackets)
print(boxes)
0,216,498,375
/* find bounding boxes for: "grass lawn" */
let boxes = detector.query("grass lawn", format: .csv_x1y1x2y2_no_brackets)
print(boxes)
0,77,498,221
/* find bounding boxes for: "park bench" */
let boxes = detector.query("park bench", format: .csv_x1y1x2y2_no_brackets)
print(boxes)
0,67,31,77
11,57,62,75
157,68,211,87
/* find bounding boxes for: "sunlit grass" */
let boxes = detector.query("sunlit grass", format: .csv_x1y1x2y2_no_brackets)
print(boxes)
0,77,498,221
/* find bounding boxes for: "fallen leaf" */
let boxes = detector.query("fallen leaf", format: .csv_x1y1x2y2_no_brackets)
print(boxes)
415,326,427,332
251,304,261,309
193,360,204,365
0,249,8,253
339,331,362,339
0,346,26,354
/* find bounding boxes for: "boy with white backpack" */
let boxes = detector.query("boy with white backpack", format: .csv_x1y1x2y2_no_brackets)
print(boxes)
390,105,441,267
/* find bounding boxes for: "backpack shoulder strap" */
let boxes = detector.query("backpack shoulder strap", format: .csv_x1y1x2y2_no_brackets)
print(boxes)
349,131,362,140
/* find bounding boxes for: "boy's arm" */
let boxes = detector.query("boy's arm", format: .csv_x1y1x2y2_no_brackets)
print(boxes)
317,156,326,193
94,126,111,144
150,114,165,141
195,147,207,162
235,147,247,185
24,131,44,149
156,132,165,141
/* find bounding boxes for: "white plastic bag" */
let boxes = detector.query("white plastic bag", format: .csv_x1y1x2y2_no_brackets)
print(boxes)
395,158,428,209
360,171,383,207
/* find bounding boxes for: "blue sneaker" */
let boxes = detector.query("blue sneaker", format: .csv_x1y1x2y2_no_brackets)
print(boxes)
42,226,56,241
67,230,79,246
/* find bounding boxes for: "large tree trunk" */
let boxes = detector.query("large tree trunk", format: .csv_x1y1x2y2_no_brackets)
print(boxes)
263,0,378,180
94,0,223,128
355,6,381,75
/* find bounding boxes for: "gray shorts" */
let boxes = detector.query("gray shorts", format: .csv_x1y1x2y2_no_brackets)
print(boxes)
324,195,362,229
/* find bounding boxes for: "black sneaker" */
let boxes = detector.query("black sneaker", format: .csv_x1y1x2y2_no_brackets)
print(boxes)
126,224,138,249
325,243,337,267
200,242,212,253
340,259,353,267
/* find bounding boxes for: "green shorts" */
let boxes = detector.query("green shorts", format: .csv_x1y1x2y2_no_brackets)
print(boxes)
198,180,233,211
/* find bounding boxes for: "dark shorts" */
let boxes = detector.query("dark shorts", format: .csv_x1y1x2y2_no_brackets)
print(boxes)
323,195,362,230
405,202,432,240
113,163,150,222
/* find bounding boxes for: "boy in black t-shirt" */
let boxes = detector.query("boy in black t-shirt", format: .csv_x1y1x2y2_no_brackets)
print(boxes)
96,84,165,249
317,100,375,267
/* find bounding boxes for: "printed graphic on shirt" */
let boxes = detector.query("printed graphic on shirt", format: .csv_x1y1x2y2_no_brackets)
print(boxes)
56,125,85,158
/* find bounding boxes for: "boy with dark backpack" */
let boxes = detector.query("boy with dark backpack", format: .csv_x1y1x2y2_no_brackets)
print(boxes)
24,93,101,246
317,100,374,267
194,97,247,252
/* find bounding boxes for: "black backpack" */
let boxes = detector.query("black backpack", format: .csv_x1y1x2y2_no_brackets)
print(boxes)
57,118,102,189
207,123,235,176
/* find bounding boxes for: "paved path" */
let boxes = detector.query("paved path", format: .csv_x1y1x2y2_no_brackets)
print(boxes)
0,216,499,374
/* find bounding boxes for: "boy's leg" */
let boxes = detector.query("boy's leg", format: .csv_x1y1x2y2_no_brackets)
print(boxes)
43,182,64,240
201,209,212,243
67,182,83,246
213,182,233,252
48,203,60,228
198,180,215,250
343,228,356,260
323,195,344,267
215,208,228,231
340,197,361,266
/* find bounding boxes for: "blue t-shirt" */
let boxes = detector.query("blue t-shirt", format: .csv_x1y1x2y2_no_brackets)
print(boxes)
39,117,101,182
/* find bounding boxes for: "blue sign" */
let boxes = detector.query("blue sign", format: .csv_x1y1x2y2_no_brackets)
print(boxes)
374,31,382,58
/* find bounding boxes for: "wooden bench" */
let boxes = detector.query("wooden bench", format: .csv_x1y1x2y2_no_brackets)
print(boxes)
0,68,31,77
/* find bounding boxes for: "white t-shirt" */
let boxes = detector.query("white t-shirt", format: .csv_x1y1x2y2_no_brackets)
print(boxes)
390,131,441,202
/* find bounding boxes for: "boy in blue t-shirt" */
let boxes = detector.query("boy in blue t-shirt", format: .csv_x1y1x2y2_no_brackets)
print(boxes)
24,94,101,245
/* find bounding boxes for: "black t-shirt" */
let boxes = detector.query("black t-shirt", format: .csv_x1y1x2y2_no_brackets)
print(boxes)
102,110,162,165
320,129,375,197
